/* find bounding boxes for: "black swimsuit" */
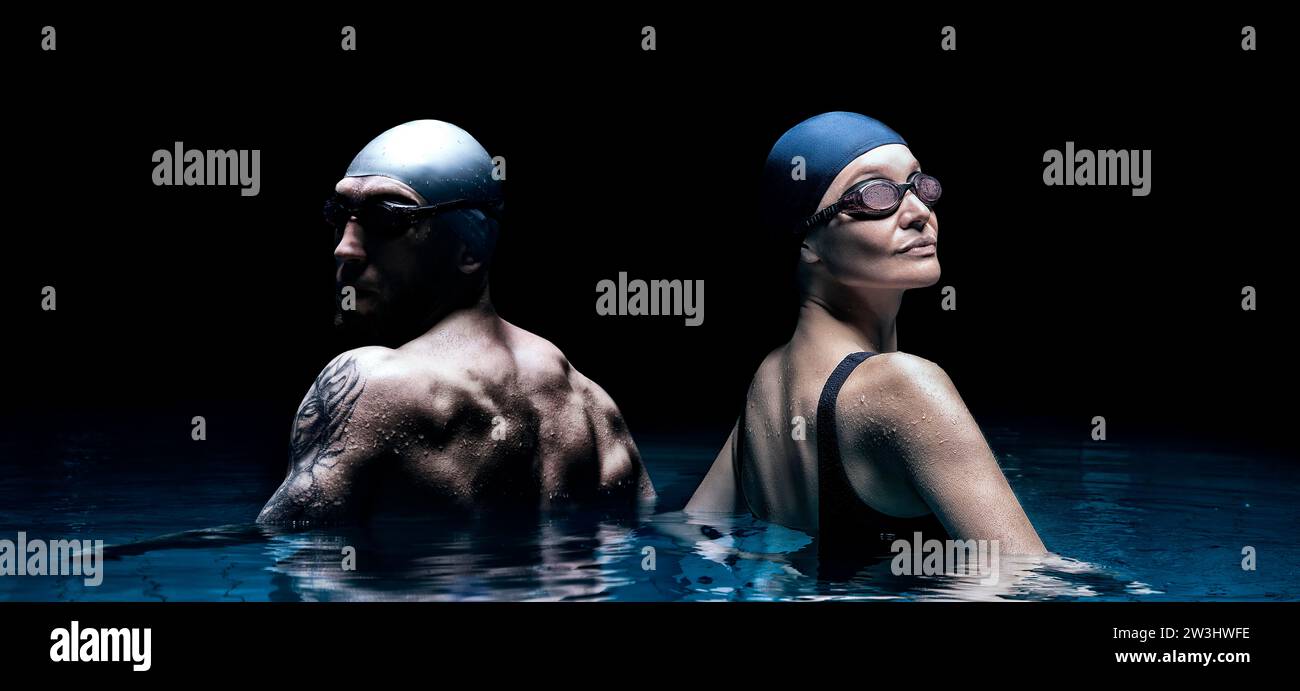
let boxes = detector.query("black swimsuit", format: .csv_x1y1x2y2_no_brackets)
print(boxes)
736,351,950,558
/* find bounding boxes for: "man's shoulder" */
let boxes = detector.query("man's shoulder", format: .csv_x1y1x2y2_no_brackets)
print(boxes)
493,322,628,431
318,346,411,400
337,337,558,419
315,346,473,423
340,345,488,415
328,328,601,423
499,322,574,382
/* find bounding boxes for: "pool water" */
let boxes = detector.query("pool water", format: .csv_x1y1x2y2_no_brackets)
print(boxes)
1,423,1296,601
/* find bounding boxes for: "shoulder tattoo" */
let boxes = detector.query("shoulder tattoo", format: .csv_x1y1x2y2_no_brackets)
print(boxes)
289,355,366,466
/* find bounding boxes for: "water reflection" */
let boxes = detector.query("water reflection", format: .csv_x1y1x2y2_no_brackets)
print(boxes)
2,429,1295,602
262,513,643,601
652,511,1151,601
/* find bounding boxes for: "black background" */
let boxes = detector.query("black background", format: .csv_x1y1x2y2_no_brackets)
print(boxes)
3,9,1293,469
0,601,1291,679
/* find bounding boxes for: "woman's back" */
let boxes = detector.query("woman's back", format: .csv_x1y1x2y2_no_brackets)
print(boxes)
736,345,949,551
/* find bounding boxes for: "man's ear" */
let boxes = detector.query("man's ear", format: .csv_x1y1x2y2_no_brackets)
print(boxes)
432,213,484,275
456,240,483,275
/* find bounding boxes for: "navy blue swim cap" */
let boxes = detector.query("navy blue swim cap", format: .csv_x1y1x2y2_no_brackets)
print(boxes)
762,112,907,235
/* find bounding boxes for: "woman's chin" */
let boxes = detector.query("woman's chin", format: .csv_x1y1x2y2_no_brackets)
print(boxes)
902,263,941,288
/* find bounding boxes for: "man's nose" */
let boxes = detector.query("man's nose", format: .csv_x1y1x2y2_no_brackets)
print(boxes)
334,220,367,263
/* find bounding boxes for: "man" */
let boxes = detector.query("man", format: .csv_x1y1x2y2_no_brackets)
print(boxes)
258,120,654,524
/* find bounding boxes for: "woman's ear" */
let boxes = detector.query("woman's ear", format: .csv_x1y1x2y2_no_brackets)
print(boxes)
799,238,821,265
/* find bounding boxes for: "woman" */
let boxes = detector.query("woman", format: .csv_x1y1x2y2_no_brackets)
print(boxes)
686,112,1045,557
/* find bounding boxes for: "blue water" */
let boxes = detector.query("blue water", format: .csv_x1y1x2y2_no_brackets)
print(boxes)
1,424,1296,601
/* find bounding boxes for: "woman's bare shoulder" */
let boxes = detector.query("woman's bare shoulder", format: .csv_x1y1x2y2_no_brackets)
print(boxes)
838,352,972,456
848,351,957,399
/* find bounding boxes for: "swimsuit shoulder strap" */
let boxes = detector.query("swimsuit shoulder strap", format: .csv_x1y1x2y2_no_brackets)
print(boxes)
734,353,877,519
816,351,877,463
817,351,878,530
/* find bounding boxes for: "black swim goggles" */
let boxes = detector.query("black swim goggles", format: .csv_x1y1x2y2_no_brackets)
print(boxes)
324,194,501,238
803,172,942,230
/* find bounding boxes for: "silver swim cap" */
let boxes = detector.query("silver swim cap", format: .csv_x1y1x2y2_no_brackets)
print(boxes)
345,120,501,208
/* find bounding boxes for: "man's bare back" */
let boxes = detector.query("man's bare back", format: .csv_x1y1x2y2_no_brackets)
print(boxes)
257,308,655,524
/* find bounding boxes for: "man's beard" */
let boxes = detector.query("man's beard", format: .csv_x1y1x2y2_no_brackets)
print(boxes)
333,273,481,349
333,302,381,348
333,290,417,349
